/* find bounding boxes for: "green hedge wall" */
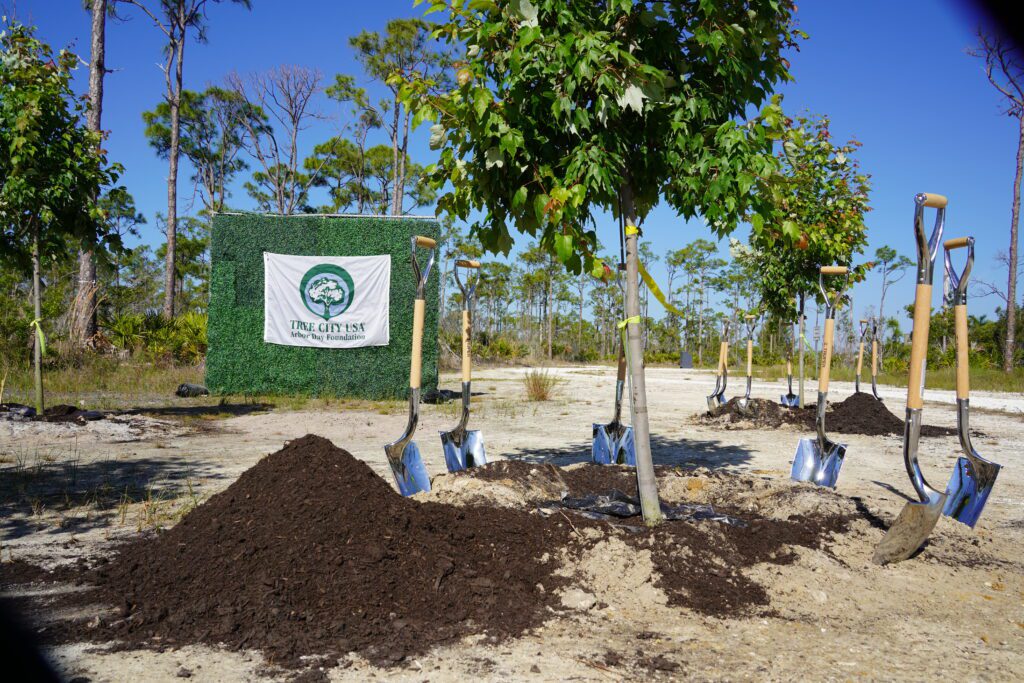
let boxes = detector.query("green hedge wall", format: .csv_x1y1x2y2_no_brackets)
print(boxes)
206,214,440,399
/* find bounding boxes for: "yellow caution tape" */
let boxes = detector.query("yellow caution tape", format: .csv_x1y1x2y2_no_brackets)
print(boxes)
29,318,46,356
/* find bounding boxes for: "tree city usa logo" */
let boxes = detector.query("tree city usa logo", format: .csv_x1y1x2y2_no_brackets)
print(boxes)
292,264,367,342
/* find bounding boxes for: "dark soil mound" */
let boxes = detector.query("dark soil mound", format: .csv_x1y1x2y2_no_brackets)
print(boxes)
828,392,957,437
699,393,958,437
701,397,811,430
82,435,573,667
2,446,855,672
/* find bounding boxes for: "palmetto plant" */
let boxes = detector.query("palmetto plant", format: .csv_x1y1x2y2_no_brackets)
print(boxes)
105,313,146,351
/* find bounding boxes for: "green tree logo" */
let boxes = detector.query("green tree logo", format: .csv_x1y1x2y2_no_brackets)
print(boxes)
299,264,355,320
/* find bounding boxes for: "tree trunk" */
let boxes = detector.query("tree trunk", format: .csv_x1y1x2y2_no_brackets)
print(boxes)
389,99,401,216
71,0,107,345
162,29,185,319
546,264,553,360
878,268,889,366
798,293,806,409
1004,116,1023,371
620,184,662,524
394,107,411,215
32,226,44,416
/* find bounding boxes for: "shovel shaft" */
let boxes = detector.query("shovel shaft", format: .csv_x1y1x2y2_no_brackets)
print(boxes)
818,318,835,394
410,299,425,389
746,340,753,377
716,341,726,375
856,342,864,377
955,304,969,400
462,309,472,383
871,339,878,376
907,284,932,409
616,342,627,383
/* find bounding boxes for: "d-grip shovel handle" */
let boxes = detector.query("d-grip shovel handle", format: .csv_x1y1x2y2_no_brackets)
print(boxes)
409,235,437,390
944,237,974,400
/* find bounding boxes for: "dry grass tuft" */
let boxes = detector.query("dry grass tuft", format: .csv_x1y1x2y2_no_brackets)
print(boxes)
523,369,557,401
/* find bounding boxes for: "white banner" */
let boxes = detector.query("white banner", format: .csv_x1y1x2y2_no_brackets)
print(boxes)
263,252,390,348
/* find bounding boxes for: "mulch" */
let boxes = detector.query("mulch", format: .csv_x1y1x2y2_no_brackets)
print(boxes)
1,438,852,672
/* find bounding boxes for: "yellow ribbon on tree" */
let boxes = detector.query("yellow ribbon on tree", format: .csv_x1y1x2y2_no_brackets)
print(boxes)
622,222,686,319
29,318,46,357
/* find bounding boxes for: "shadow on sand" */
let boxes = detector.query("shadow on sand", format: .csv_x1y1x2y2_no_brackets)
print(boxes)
505,433,755,469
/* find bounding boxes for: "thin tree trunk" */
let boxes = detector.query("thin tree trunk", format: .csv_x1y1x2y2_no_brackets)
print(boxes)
1004,116,1023,371
620,184,662,524
72,0,107,344
32,226,44,416
395,108,411,215
798,293,806,409
389,101,401,215
162,28,184,319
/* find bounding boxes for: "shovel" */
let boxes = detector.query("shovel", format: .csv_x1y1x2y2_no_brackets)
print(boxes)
941,236,1001,527
592,342,636,466
791,266,849,488
440,259,487,472
736,315,756,415
705,320,730,412
874,192,949,564
384,235,436,496
854,318,869,393
870,317,884,401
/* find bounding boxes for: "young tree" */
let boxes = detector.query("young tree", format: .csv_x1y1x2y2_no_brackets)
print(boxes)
227,66,324,215
0,22,121,413
126,0,251,317
409,1,801,522
969,31,1023,370
339,19,452,215
742,114,871,405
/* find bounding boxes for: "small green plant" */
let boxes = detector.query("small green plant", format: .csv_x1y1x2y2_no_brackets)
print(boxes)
523,369,557,401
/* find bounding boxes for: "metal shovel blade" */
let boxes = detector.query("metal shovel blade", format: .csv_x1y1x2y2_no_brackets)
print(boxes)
791,437,846,488
943,456,1000,528
872,490,946,565
440,428,487,472
780,393,799,408
383,441,432,497
592,423,636,466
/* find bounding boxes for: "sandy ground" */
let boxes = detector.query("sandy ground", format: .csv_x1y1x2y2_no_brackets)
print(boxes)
2,365,1023,681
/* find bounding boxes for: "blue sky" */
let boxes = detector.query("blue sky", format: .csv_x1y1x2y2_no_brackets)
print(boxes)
14,0,1021,326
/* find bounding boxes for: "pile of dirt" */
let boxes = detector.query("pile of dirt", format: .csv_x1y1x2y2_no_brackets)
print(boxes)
1,446,857,672
828,392,956,437
699,393,958,437
700,397,811,430
78,435,575,667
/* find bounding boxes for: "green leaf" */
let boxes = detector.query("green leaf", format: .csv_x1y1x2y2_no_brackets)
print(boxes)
554,233,573,263
511,0,539,26
512,185,528,212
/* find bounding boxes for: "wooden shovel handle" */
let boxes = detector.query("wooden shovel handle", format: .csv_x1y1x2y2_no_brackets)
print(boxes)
716,341,726,375
461,309,472,383
819,318,835,393
856,342,864,377
456,259,480,268
746,340,753,376
414,235,437,248
872,339,878,376
906,284,933,409
919,193,948,209
616,343,627,383
786,358,792,376
820,266,848,275
410,299,426,389
943,237,970,250
955,304,969,400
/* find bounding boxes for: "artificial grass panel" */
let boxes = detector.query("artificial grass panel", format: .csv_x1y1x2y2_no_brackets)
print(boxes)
206,214,440,399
